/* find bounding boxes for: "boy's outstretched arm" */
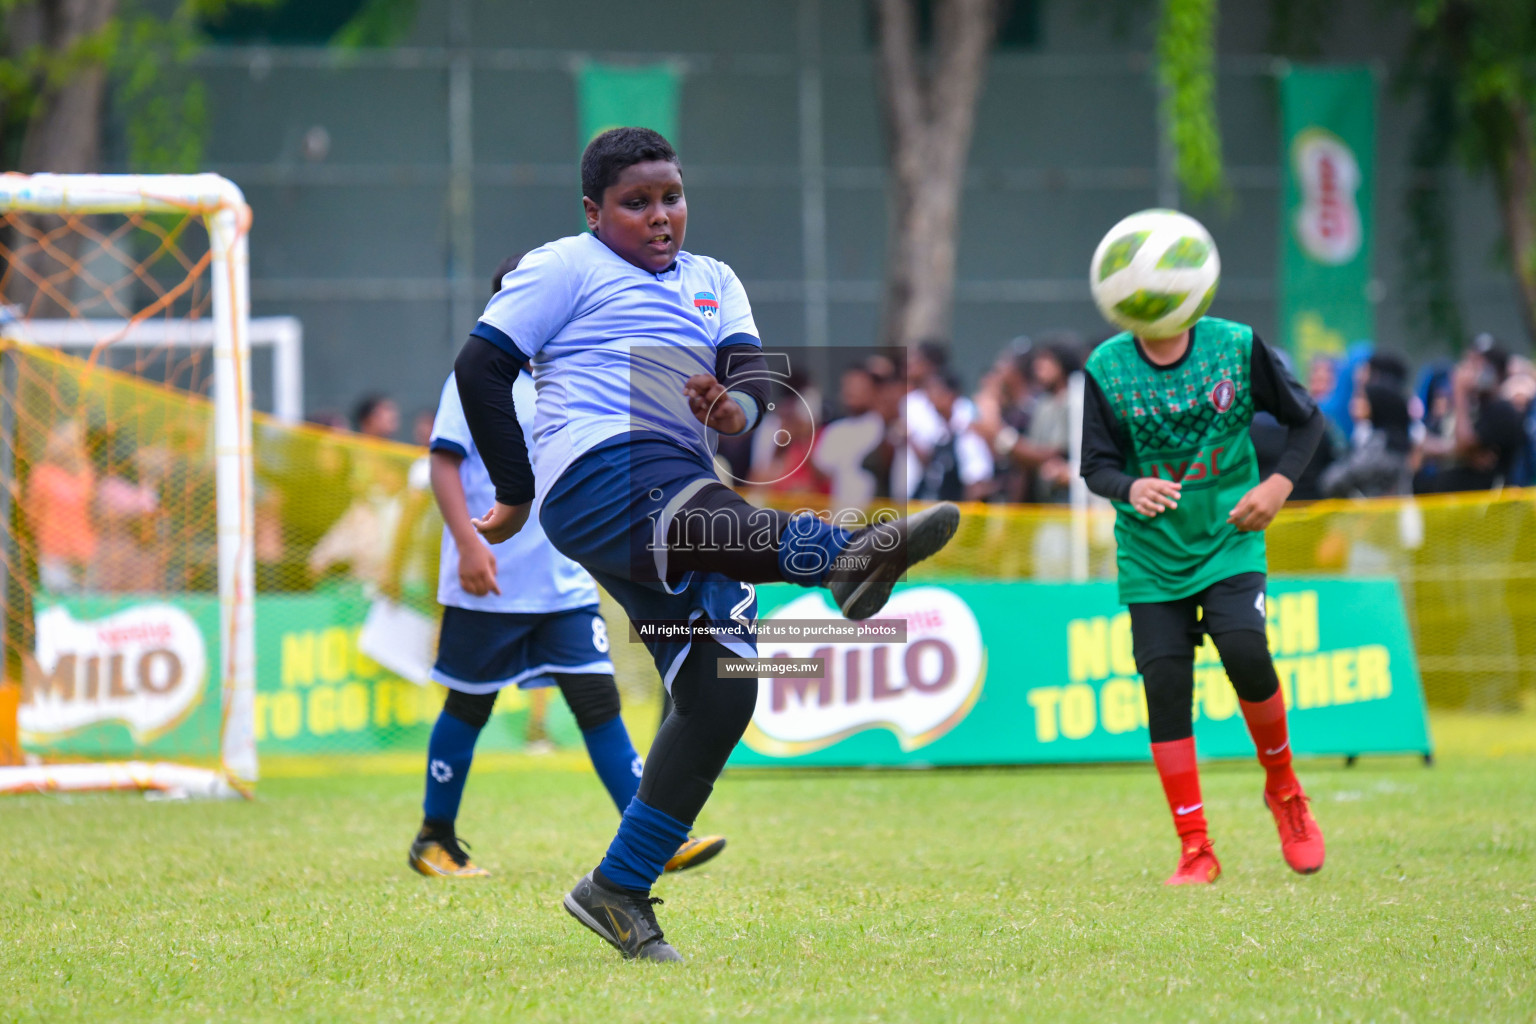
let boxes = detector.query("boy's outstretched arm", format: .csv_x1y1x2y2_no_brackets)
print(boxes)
1081,372,1181,517
1229,336,1325,532
454,334,533,542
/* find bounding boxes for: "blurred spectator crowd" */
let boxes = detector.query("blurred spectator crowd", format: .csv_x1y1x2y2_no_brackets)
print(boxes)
1290,334,1536,501
303,331,1536,513
711,330,1536,509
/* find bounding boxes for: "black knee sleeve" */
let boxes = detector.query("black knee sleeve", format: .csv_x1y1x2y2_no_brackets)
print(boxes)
1140,655,1195,743
666,483,788,583
442,687,498,730
637,642,758,824
553,673,622,733
1210,629,1281,704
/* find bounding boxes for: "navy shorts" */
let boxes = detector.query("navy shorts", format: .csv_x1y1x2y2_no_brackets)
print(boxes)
541,434,757,687
431,604,615,694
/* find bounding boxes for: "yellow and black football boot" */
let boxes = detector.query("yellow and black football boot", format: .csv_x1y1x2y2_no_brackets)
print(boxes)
663,834,727,873
408,826,490,878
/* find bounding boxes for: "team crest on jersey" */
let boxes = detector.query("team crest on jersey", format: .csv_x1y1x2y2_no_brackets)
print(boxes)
693,291,719,319
1210,379,1236,412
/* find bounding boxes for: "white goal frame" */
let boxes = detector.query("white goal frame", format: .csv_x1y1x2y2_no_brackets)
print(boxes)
0,173,257,797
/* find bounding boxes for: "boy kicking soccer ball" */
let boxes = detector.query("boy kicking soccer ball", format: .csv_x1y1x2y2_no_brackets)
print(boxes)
1081,209,1326,885
453,128,960,960
408,257,725,880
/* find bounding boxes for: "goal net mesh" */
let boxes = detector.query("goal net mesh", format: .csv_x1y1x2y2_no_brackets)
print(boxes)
0,202,246,788
0,196,625,784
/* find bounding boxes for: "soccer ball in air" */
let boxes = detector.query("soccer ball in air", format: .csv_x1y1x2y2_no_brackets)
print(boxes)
1089,209,1221,339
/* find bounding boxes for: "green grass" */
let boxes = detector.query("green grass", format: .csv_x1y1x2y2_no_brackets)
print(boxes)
4,734,1534,1022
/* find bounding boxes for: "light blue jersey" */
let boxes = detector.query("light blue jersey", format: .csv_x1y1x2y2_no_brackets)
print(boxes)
430,371,600,614
471,232,760,496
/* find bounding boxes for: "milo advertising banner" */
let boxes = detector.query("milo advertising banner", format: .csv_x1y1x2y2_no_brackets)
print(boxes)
20,587,581,761
21,596,223,757
729,579,1431,768
1278,65,1376,367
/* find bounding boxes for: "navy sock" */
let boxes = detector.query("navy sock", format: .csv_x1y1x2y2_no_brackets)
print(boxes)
777,512,853,587
597,797,692,893
582,715,643,814
422,709,481,825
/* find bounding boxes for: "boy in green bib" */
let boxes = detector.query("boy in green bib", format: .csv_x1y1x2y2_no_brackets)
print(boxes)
1081,313,1328,885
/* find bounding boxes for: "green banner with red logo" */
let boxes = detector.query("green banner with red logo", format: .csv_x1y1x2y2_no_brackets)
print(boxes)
728,578,1431,768
1278,65,1376,366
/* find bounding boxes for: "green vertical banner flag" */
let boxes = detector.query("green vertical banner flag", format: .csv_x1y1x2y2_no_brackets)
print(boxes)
575,62,681,146
1278,65,1376,366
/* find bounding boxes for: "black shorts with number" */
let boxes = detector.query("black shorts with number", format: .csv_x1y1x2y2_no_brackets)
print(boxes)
1127,571,1267,669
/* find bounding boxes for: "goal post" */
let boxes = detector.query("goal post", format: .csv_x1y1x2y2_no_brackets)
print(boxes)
0,173,257,797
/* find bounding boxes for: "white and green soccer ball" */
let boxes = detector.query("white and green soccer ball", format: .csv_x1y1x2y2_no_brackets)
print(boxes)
1089,209,1221,339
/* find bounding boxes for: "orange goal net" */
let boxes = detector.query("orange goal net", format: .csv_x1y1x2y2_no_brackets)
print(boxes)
0,173,256,796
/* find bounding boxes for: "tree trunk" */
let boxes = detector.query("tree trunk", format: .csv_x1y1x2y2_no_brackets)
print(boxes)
1491,96,1536,345
5,0,120,318
14,0,118,173
874,0,1000,351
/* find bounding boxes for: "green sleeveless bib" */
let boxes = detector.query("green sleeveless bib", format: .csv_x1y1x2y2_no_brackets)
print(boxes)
1084,317,1267,603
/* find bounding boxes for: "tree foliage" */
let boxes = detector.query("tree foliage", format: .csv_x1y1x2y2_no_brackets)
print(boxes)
1155,0,1225,202
330,0,418,49
1400,0,1536,342
0,0,281,172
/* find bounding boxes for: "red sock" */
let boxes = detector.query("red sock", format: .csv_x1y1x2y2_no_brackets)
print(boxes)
1240,691,1299,794
1150,738,1208,846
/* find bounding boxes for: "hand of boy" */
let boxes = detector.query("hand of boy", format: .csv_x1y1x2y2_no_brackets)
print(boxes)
473,500,530,544
1228,474,1293,532
458,539,501,596
683,373,746,435
1129,477,1181,517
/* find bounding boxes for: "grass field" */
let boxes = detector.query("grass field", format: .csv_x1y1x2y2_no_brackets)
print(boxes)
4,718,1534,1023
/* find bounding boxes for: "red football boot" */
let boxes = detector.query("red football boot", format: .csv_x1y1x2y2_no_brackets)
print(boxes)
1165,836,1222,886
1264,786,1325,874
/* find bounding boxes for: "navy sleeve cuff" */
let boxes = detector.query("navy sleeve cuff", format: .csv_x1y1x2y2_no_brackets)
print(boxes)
470,321,531,363
720,331,761,349
429,439,468,458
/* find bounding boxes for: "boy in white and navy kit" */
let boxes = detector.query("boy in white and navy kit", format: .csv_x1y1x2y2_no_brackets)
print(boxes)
453,129,961,961
408,258,725,880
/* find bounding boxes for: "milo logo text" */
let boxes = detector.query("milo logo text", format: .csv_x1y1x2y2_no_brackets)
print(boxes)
1293,128,1363,266
21,603,207,743
744,587,986,756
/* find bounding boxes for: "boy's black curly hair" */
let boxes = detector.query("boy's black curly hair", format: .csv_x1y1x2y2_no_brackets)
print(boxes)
581,127,679,203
